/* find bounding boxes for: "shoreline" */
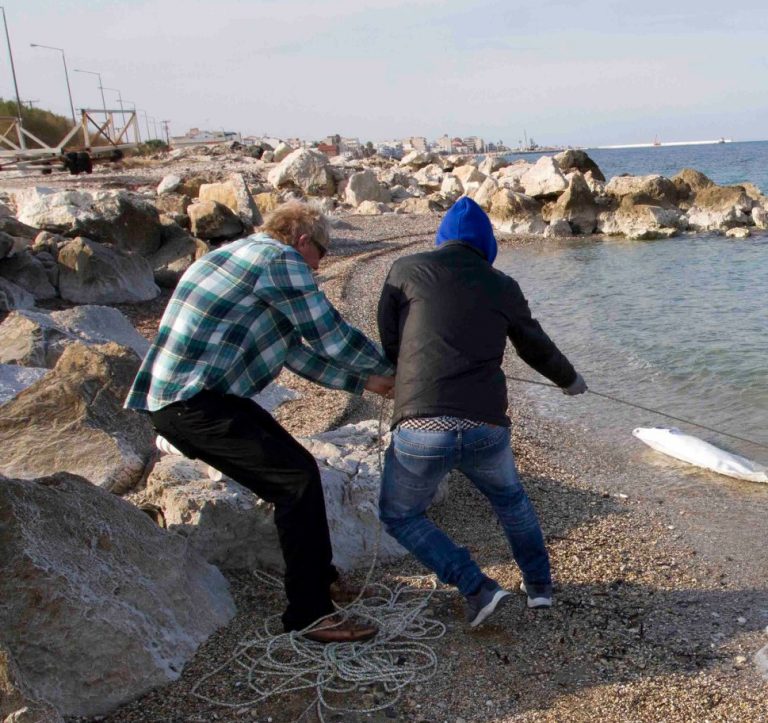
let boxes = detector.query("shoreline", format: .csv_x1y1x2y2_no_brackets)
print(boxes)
73,214,768,722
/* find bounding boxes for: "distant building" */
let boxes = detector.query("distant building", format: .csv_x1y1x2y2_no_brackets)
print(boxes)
435,134,452,153
464,136,485,153
340,137,361,155
375,141,404,159
404,136,428,152
171,128,242,146
242,135,283,149
316,143,339,157
451,137,469,153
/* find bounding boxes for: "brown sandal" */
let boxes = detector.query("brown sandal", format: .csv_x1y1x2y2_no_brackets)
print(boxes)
302,615,378,644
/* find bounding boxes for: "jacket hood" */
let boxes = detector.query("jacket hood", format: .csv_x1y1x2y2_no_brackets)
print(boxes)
435,197,497,264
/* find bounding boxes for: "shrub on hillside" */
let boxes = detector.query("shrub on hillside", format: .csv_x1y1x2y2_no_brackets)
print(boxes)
0,99,74,147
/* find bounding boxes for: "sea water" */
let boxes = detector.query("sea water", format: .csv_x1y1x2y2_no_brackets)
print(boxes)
505,139,768,193
496,234,768,579
496,141,768,471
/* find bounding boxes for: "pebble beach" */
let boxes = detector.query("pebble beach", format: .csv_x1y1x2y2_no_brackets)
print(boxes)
70,213,768,723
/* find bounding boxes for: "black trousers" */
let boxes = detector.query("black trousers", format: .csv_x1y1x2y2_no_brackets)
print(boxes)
150,390,337,631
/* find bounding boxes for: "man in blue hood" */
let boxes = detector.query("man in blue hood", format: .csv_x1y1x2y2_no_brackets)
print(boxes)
377,196,586,626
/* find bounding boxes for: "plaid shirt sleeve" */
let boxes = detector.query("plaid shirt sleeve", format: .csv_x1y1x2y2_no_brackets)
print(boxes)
256,250,395,377
284,341,366,394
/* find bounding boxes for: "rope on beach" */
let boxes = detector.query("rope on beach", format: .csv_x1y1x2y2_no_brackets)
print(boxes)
505,374,768,451
190,399,447,722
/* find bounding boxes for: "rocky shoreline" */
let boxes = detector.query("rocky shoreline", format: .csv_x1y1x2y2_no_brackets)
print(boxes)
1,149,767,722
77,217,768,721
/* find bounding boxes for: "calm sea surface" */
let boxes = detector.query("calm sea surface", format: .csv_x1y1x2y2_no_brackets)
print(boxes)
505,139,768,192
495,141,768,517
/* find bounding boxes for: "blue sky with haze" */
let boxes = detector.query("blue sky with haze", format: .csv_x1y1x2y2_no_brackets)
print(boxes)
6,0,767,146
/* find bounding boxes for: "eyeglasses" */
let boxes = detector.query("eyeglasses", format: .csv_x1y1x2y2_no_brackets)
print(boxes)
311,237,327,260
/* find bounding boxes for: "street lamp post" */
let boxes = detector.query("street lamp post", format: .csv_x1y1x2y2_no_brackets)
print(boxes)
73,68,108,120
30,43,77,125
0,6,25,148
139,110,151,141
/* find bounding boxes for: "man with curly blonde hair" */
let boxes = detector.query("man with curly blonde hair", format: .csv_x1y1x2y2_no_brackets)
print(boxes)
127,201,394,642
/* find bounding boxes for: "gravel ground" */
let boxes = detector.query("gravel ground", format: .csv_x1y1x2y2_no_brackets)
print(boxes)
57,213,768,723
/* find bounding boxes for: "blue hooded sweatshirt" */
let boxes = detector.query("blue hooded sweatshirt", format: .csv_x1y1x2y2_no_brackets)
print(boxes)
435,196,497,264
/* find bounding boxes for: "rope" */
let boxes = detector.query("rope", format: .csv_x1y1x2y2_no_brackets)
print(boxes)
505,374,768,451
191,397,446,721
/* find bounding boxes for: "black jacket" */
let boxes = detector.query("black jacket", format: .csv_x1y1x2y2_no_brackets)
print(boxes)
377,241,577,428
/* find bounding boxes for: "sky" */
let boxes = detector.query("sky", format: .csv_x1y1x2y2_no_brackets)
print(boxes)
4,0,768,147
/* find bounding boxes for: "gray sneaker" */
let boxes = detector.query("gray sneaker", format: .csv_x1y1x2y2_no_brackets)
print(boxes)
520,580,553,608
465,579,511,627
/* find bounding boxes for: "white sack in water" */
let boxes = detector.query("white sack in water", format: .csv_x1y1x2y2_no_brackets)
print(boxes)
632,427,768,483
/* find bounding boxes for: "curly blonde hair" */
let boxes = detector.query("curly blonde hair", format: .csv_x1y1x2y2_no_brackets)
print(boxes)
262,201,330,250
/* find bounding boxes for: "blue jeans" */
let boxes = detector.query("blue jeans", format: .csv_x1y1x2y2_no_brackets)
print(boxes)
379,424,551,597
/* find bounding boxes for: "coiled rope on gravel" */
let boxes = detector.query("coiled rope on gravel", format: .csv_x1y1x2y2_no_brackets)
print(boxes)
191,398,447,721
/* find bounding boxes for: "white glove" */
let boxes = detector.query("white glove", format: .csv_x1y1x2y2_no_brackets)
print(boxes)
563,373,587,396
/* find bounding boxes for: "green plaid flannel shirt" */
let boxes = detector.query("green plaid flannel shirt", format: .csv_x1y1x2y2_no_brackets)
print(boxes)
125,233,393,412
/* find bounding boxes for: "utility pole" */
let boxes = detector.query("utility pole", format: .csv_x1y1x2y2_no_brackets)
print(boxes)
0,6,26,149
30,43,77,125
139,110,151,141
162,120,170,146
73,68,108,123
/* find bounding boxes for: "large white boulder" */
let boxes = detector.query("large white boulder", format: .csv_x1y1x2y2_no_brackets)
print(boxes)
452,165,487,194
57,236,160,304
0,471,235,719
685,185,754,232
145,419,433,573
15,187,92,233
267,148,335,196
496,160,531,192
470,176,500,210
272,141,293,162
554,149,605,181
0,342,155,494
546,173,598,234
344,169,391,206
597,201,683,239
605,174,678,207
198,173,261,228
188,200,244,241
156,174,182,195
440,174,464,200
489,189,547,235
520,156,568,198
413,163,445,191
144,456,284,572
478,155,510,176
0,306,149,368
16,188,164,256
398,150,434,169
